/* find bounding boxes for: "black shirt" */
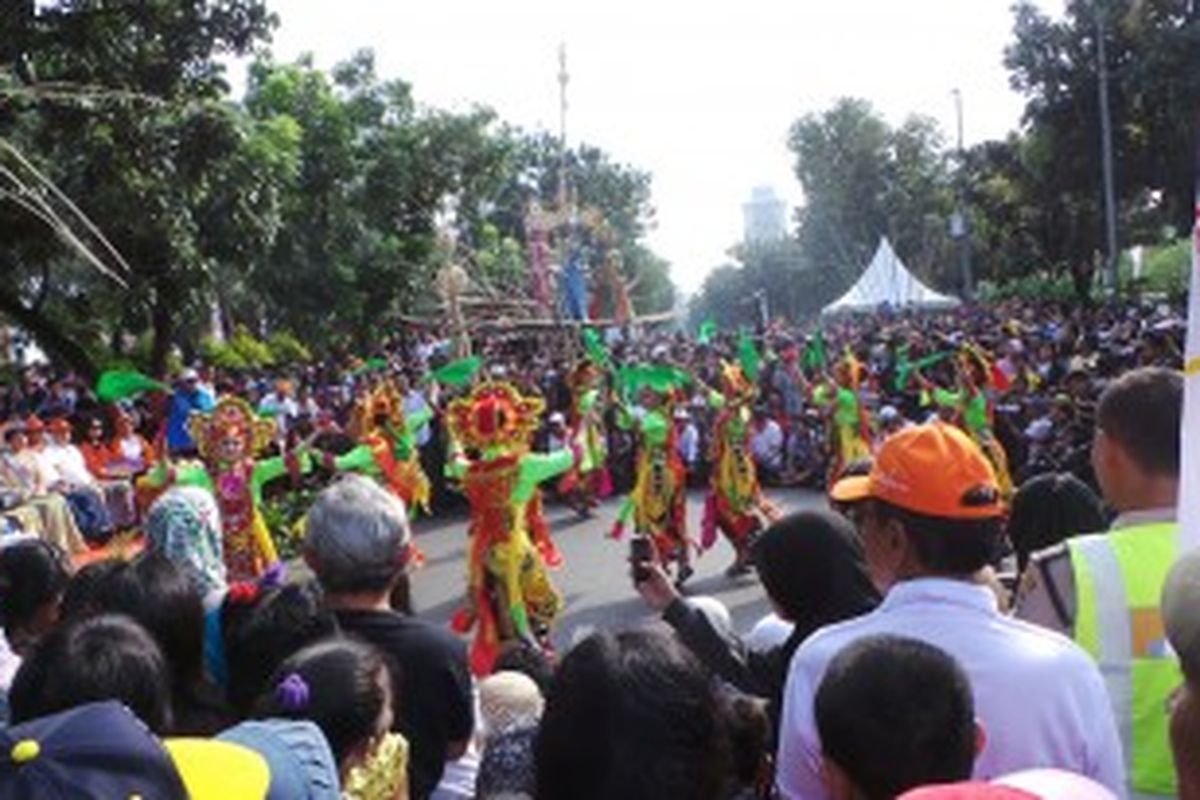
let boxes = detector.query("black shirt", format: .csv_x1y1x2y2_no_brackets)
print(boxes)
336,609,474,800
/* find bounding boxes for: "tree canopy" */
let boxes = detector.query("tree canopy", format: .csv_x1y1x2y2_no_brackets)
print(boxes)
0,2,673,378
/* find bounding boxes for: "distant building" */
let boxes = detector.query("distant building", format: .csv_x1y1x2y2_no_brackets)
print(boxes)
742,186,787,244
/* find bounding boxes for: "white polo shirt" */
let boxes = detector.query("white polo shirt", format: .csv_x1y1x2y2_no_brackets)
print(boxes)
776,578,1126,800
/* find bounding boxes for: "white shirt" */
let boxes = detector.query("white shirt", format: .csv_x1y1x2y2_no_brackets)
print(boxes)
677,422,699,466
776,578,1125,800
41,443,95,488
405,390,432,447
750,419,784,471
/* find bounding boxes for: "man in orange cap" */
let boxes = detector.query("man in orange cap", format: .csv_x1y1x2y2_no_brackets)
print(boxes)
776,422,1123,800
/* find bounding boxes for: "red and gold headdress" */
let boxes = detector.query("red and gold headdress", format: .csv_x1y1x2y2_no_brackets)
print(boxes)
189,396,275,461
447,382,544,452
349,380,406,439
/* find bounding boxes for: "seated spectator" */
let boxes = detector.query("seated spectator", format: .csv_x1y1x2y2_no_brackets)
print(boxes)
9,613,172,732
0,538,71,659
815,634,980,799
0,423,87,554
637,510,879,738
750,405,784,483
777,423,1124,799
59,552,230,735
254,638,406,799
28,416,113,543
535,628,731,800
77,414,138,528
144,486,228,599
304,475,473,799
109,407,157,474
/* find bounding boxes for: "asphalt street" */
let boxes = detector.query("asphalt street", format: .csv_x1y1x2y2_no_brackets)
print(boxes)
408,486,826,652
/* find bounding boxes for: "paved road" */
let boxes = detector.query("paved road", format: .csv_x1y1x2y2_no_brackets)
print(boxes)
408,487,826,652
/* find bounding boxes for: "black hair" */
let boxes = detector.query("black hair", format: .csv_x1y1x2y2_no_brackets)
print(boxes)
223,580,339,715
0,539,71,651
873,500,1003,575
1007,473,1107,572
535,628,729,800
725,694,769,789
1097,366,1182,477
60,553,204,690
253,638,391,768
751,511,879,638
9,614,172,733
59,558,124,620
493,640,556,696
815,634,976,800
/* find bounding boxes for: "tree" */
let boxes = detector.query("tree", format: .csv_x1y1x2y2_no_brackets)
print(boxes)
787,98,957,302
0,0,277,376
1004,0,1200,295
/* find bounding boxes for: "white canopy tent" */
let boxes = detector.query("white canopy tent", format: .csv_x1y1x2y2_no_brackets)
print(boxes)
822,238,961,315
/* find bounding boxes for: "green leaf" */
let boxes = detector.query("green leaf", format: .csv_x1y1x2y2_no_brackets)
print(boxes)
96,370,170,403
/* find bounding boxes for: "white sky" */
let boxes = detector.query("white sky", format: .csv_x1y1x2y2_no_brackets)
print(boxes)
256,0,1065,294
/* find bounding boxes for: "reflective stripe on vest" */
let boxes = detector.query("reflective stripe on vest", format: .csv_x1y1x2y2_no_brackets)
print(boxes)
1069,523,1180,799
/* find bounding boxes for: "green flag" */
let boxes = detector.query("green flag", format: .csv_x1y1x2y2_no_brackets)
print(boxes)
697,319,717,346
96,370,169,403
429,356,483,387
582,328,612,369
738,331,762,382
351,357,388,377
894,348,953,391
803,329,827,371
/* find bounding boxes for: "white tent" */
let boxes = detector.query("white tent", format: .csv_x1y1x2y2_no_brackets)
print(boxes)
822,238,960,315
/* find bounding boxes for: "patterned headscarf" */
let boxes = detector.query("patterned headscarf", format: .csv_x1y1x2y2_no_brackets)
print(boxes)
145,487,227,596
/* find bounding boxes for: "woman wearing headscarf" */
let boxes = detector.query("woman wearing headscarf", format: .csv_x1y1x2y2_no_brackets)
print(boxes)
143,486,227,599
634,509,880,737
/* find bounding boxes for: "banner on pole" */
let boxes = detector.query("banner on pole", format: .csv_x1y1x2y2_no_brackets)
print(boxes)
1176,135,1200,553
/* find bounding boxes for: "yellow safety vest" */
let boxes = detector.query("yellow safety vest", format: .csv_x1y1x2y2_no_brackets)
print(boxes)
1069,522,1181,799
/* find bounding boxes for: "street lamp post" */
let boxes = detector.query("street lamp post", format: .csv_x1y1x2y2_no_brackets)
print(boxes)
952,88,973,301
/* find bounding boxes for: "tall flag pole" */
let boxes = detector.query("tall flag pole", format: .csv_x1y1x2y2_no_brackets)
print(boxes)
1177,119,1200,553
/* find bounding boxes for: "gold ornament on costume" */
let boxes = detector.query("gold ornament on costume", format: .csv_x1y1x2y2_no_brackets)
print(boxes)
719,361,754,402
447,382,544,452
189,397,275,463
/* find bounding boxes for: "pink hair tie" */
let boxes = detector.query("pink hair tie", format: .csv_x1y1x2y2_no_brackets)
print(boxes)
276,673,310,711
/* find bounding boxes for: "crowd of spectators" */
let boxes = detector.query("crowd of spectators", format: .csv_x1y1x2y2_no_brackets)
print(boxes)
0,297,1193,798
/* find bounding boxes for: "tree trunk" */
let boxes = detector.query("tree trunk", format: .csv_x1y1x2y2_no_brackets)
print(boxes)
149,291,175,379
0,285,100,380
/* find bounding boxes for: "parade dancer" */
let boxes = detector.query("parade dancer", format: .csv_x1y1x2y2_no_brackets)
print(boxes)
147,397,307,580
700,360,781,576
557,359,611,517
446,381,580,675
810,351,873,485
609,366,692,587
921,346,1015,499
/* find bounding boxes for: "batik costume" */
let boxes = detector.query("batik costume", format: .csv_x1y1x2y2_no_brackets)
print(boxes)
700,361,780,576
610,366,692,583
147,397,307,581
557,360,610,516
446,382,578,675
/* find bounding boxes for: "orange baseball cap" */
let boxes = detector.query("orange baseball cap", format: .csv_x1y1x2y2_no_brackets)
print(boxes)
862,422,1003,519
